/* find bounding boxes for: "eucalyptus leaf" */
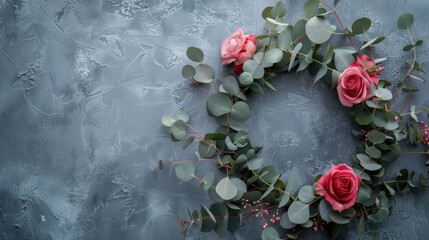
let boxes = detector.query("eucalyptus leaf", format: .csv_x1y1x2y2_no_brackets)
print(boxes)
306,16,332,44
231,101,251,123
216,177,238,200
351,17,371,34
175,162,196,182
262,227,281,240
289,43,303,71
182,64,196,79
223,76,239,95
397,12,414,29
187,47,204,62
194,64,215,83
288,201,310,224
207,93,232,116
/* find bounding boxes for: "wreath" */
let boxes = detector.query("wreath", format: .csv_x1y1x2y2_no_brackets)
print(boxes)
159,0,428,239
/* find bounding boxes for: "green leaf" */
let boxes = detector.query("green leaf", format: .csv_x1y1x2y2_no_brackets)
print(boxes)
198,141,217,158
161,115,175,133
230,178,247,201
262,6,273,19
262,227,281,240
250,82,264,94
318,199,333,222
304,0,319,19
187,47,204,62
314,65,328,84
415,39,424,46
288,201,310,224
397,12,414,29
243,59,265,79
280,212,297,229
226,204,242,232
367,130,386,144
278,28,293,51
403,44,414,51
271,1,286,18
373,111,388,128
223,76,239,95
183,136,194,149
231,101,250,123
265,48,283,63
361,36,385,49
175,162,196,182
375,88,392,101
239,72,253,85
365,146,382,159
193,64,214,83
171,120,186,140
207,93,232,116
355,112,373,125
351,17,371,34
248,158,263,170
202,172,215,190
200,205,216,232
289,42,302,71
182,64,196,79
305,16,332,44
357,153,382,171
334,48,356,71
330,211,351,224
225,137,237,151
216,177,238,200
210,203,228,236
279,192,290,208
174,109,189,122
298,185,316,203
205,133,226,140
356,183,371,203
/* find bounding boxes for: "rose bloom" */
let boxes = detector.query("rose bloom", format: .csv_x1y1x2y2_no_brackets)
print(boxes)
221,28,257,74
315,164,361,212
337,55,379,107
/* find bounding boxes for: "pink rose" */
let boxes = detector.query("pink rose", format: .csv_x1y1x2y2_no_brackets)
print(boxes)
350,54,379,84
315,164,361,212
221,28,257,73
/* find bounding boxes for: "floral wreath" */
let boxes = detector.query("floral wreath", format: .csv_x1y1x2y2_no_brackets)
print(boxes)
159,1,428,239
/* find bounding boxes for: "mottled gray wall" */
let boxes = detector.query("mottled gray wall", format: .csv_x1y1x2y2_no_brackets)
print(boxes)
0,0,429,239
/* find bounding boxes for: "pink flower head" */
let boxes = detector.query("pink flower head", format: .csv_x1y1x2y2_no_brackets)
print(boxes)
350,54,379,84
337,55,380,107
315,164,361,212
221,28,257,70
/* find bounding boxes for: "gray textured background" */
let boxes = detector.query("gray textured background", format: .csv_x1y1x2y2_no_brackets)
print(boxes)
1,0,429,239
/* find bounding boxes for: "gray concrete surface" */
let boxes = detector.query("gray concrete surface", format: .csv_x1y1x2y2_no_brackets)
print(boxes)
1,0,429,239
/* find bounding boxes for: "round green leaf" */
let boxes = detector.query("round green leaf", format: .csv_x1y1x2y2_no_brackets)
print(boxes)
207,93,232,116
280,212,297,229
330,211,351,224
243,59,265,79
171,119,186,140
298,185,315,204
173,109,189,123
305,16,332,44
357,153,382,171
318,199,333,222
373,111,388,128
231,101,250,123
194,64,214,83
223,76,239,95
200,205,216,232
198,140,217,158
356,184,371,203
231,178,247,201
304,0,319,19
265,48,283,63
216,177,238,200
262,227,281,240
368,130,386,144
175,162,195,182
239,72,254,85
355,112,373,125
187,47,204,62
181,65,196,79
288,200,310,224
365,146,382,159
248,157,263,170
351,17,371,34
397,12,414,29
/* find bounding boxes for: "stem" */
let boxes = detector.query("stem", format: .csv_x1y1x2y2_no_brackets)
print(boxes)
297,52,334,72
319,0,358,51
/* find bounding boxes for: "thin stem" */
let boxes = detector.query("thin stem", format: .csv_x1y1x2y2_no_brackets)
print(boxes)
319,0,358,51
